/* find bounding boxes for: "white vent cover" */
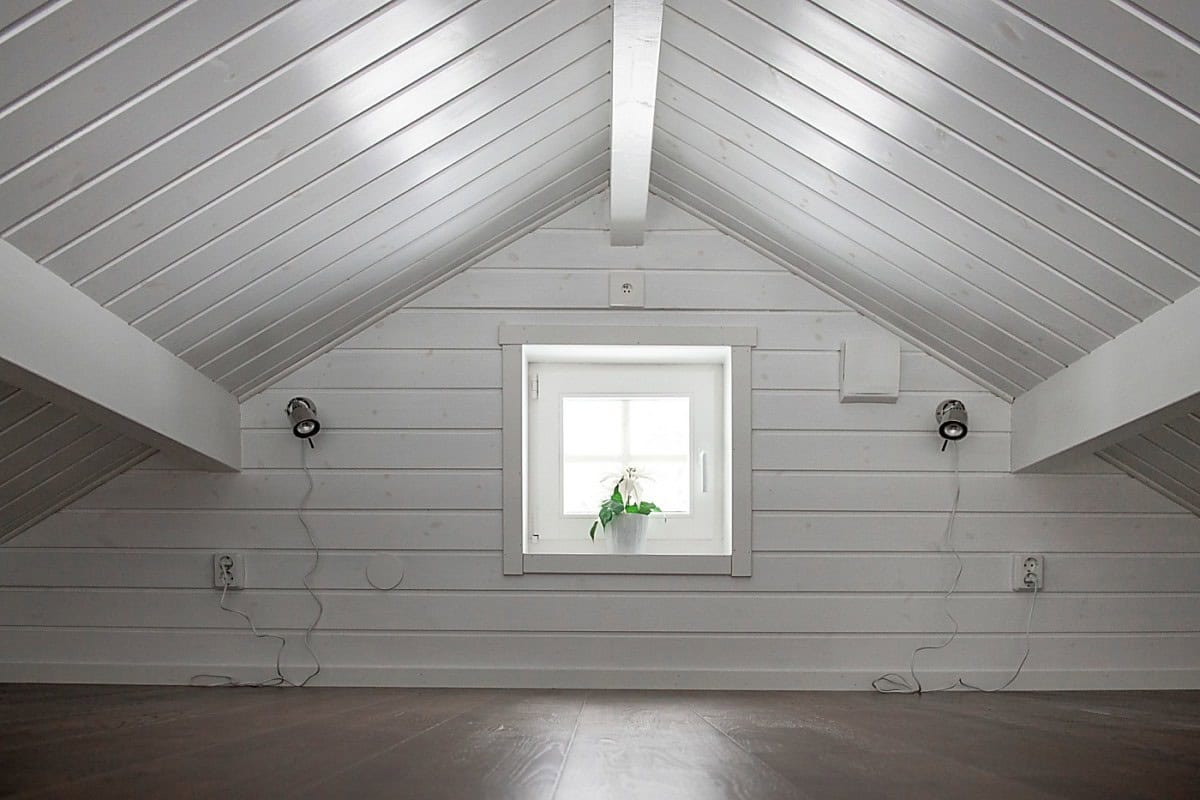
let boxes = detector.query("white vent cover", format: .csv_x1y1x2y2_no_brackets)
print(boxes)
839,338,900,404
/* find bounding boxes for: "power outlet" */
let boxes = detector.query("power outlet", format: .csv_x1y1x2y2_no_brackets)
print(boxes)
1012,554,1043,591
213,553,245,590
608,271,645,307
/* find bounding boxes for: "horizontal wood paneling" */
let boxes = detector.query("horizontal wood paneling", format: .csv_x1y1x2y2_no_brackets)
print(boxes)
19,509,1198,554
6,194,1199,689
4,549,1198,593
1,588,1193,634
347,308,909,351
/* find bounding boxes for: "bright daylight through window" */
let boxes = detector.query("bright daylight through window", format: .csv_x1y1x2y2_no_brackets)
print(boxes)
501,326,755,576
527,359,724,555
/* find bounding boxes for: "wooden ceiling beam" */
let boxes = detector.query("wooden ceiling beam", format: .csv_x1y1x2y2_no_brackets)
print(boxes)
1012,286,1200,473
0,241,240,471
609,0,663,246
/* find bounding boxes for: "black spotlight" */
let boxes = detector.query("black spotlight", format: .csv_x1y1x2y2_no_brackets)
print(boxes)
936,399,968,445
286,397,320,440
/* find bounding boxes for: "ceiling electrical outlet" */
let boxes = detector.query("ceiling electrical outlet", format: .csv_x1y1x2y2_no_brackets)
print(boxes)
608,271,645,307
1012,554,1043,591
213,553,245,589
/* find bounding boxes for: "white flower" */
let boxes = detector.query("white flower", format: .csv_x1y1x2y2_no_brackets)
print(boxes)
602,466,654,506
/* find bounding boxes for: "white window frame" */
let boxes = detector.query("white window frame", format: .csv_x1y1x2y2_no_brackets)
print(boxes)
500,325,755,576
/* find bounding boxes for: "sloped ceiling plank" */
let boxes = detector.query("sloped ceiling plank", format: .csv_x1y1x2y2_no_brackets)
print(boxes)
1013,286,1200,472
707,0,1197,309
0,0,411,242
0,381,154,543
0,388,53,434
650,166,1026,399
903,0,1199,178
681,10,1195,318
1,435,151,543
0,240,240,470
1103,430,1200,516
0,427,123,508
0,1,47,32
15,0,523,278
0,0,293,180
1131,0,1200,41
0,403,76,463
174,97,610,382
216,133,611,394
654,119,1056,385
802,0,1200,283
656,72,1091,367
658,6,1156,360
0,0,176,109
912,0,1195,178
232,170,610,398
656,32,1163,355
103,10,611,333
1008,0,1200,114
0,415,99,486
609,0,664,245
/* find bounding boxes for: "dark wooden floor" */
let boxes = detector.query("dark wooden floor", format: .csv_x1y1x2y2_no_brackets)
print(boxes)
1,685,1198,799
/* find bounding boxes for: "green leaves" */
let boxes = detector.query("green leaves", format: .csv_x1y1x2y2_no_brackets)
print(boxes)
588,473,660,539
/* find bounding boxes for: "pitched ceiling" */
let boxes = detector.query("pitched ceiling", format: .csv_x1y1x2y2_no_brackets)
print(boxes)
1,0,1198,539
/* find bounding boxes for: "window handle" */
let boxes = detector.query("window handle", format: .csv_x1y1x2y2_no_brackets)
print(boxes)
699,451,710,493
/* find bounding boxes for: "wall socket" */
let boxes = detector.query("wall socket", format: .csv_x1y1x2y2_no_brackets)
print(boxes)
213,553,244,589
1012,554,1043,591
608,271,645,307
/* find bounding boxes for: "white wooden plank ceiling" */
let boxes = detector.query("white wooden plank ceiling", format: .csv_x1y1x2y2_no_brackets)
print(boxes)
0,381,152,535
0,0,1197,537
0,0,612,539
648,0,1200,511
1104,412,1200,516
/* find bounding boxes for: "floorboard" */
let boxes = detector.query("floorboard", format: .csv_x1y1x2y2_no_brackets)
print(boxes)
0,686,1197,799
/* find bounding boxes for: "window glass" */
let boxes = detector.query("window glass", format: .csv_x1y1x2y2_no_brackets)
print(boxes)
561,396,691,515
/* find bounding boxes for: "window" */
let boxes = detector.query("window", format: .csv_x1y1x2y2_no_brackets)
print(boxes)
500,326,755,576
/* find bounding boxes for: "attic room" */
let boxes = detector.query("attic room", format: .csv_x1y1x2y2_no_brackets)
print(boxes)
1,0,1198,796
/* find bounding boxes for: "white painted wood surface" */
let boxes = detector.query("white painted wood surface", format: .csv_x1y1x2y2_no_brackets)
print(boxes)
4,194,1197,689
0,241,240,472
608,0,663,245
1103,410,1200,516
651,0,1200,396
1012,286,1200,473
0,380,151,542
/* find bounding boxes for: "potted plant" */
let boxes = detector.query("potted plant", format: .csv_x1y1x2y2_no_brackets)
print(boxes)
589,467,661,554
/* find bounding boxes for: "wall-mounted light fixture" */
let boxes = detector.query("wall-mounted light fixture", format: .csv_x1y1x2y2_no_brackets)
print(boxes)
286,397,320,442
935,399,968,449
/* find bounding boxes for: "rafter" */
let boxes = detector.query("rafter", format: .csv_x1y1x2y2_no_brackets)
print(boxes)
609,0,664,245
0,241,240,472
1012,287,1200,473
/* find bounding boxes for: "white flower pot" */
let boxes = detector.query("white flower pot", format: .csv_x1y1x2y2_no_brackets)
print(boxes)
608,513,649,554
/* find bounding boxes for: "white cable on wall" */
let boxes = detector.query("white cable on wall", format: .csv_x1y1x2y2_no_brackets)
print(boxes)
191,439,324,688
872,442,1039,694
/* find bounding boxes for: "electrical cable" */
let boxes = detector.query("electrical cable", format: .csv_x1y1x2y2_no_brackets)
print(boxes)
872,442,964,694
191,439,324,688
189,582,290,688
872,441,1039,694
293,439,324,687
957,584,1039,693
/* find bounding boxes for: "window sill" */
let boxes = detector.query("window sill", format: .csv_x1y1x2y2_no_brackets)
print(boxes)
521,554,733,575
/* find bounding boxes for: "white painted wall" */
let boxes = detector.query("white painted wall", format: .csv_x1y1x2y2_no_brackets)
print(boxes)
3,194,1199,689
